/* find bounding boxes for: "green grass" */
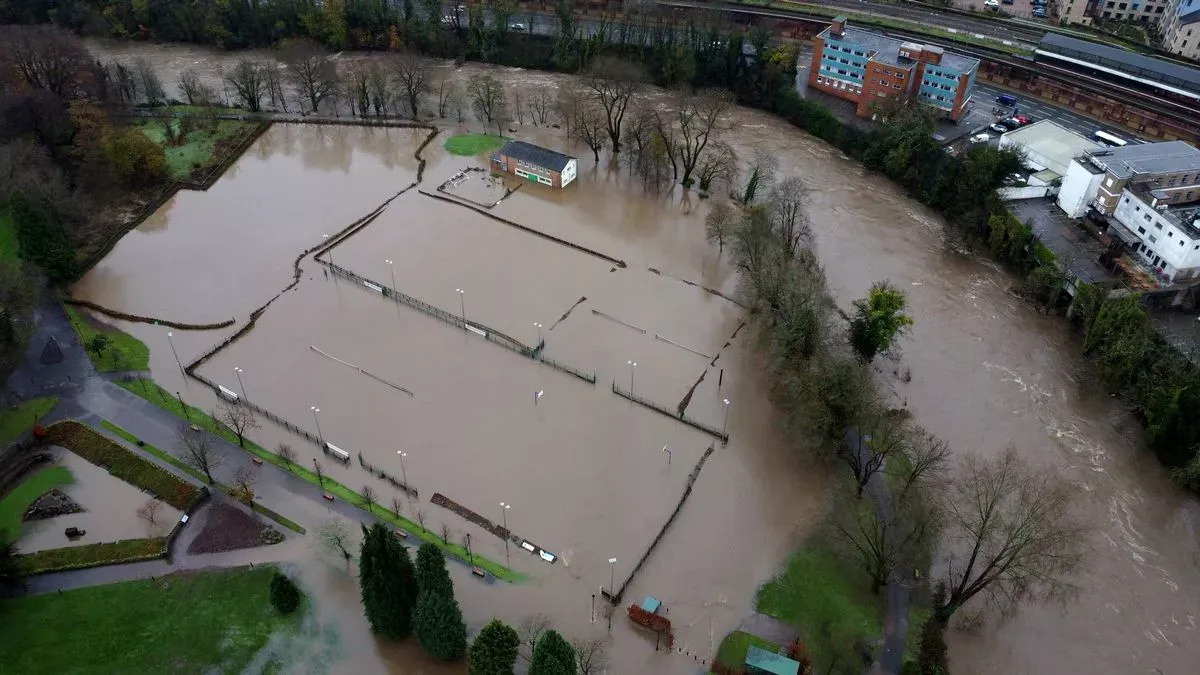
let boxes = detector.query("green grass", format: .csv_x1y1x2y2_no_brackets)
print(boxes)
905,605,933,663
0,396,58,447
444,133,507,156
117,378,522,580
19,537,166,574
0,207,17,264
715,630,779,670
99,420,305,535
64,305,150,373
0,565,303,674
136,115,258,180
0,466,74,543
755,540,883,668
43,420,201,511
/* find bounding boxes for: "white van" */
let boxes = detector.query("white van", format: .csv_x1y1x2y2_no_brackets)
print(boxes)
984,0,1000,9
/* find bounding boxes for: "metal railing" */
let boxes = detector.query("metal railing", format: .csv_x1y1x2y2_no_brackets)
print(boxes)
612,381,728,443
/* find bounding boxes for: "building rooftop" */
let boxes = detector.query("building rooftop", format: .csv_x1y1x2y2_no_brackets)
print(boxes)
1084,141,1200,179
493,140,574,172
1128,185,1200,240
1001,120,1103,175
819,24,979,73
745,646,800,675
1037,32,1200,96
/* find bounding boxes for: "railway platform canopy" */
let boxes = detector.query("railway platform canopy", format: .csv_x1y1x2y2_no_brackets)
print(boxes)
1035,33,1200,103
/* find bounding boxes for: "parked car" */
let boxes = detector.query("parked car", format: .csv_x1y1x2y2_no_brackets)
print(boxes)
1032,7,1048,17
970,133,992,144
509,21,527,31
1002,0,1014,4
1001,117,1023,130
984,0,1000,9
1014,114,1031,125
989,123,1008,134
1031,0,1048,5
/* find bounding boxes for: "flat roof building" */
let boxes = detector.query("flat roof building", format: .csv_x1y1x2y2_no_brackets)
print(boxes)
1058,140,1200,217
808,17,979,121
999,120,1104,177
1035,32,1200,103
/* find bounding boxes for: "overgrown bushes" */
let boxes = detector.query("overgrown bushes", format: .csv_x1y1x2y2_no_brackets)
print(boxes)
19,537,166,574
42,420,201,510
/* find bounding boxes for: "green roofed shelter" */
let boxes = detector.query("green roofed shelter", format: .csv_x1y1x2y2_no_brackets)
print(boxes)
745,645,800,675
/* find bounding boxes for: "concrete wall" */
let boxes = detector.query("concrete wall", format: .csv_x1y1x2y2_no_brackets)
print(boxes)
1000,185,1056,200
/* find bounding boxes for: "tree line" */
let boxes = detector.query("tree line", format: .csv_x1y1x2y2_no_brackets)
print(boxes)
708,172,1088,672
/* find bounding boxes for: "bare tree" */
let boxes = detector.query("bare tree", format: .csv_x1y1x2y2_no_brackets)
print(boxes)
518,614,553,662
467,74,506,133
766,176,812,259
133,57,165,105
110,61,138,104
936,448,1089,622
696,140,737,194
705,200,737,255
572,636,610,675
366,62,390,116
226,60,267,112
842,412,909,499
636,132,674,193
674,89,730,187
574,101,607,163
0,25,91,98
345,63,371,117
313,458,326,487
232,465,257,503
361,485,378,512
136,498,164,525
392,52,429,118
555,86,587,139
177,69,211,106
434,76,456,118
739,149,778,204
527,85,552,125
413,508,426,529
391,496,405,517
262,63,288,112
276,443,297,470
215,402,260,448
317,518,356,567
831,489,937,594
511,88,526,125
890,427,950,499
175,423,225,485
585,56,645,153
649,109,680,180
281,39,336,113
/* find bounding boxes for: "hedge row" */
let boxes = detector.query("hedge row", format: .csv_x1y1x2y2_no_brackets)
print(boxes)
19,537,166,574
43,420,201,511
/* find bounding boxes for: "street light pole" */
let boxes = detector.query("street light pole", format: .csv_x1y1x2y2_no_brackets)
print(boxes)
322,234,333,267
385,259,397,297
234,366,247,401
534,322,543,345
456,288,466,326
627,361,636,396
166,331,184,377
500,502,511,567
396,450,409,486
311,406,324,448
723,398,732,438
663,445,671,466
608,557,617,599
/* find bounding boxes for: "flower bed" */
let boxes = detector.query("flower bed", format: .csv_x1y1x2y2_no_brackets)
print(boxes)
43,420,201,511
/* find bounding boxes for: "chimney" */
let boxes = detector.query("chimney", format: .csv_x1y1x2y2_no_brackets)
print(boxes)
830,16,847,37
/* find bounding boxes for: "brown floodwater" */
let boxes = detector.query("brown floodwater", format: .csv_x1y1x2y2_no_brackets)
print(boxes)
75,42,1200,674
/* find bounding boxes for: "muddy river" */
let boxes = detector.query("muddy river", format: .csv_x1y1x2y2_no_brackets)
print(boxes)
73,41,1200,674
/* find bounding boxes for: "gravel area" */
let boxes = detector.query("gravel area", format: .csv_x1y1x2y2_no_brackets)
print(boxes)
186,502,283,555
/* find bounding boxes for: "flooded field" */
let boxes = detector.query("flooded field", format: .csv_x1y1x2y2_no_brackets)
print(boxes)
19,451,181,553
72,42,1200,674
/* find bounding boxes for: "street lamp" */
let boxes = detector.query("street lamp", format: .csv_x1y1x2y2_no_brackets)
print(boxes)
533,322,543,344
396,450,409,487
234,366,247,401
500,502,512,566
608,557,617,598
627,360,637,396
310,406,324,448
166,331,184,377
456,288,466,326
322,234,333,266
662,445,671,466
385,259,397,297
723,398,732,438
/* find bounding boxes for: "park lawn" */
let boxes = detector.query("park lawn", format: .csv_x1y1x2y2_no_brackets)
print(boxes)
0,466,74,543
755,539,883,668
0,207,17,264
64,305,150,372
117,377,522,580
136,115,257,180
0,566,302,674
444,133,507,156
0,396,58,447
715,630,779,670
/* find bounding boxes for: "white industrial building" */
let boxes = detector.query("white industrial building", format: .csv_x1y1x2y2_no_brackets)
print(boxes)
1109,187,1200,282
998,120,1103,200
1057,141,1200,218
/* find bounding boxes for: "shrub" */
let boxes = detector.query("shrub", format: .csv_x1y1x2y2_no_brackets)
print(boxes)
269,571,301,613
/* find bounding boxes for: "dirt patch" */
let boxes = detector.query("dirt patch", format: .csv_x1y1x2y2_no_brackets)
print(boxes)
187,502,283,555
24,489,85,521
